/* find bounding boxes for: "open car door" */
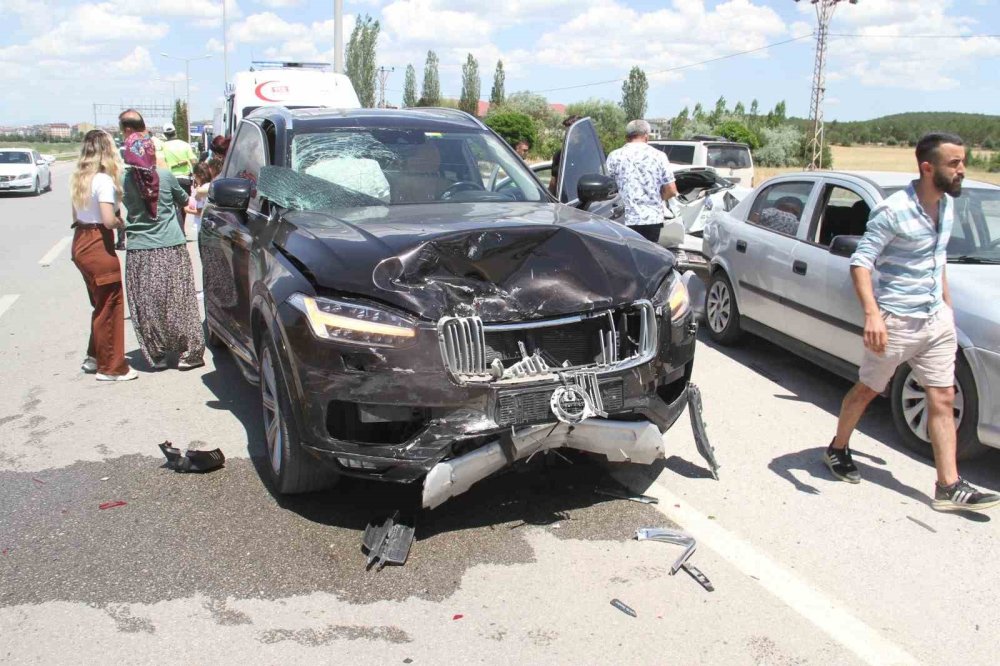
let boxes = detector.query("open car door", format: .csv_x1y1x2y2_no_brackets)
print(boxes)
556,117,623,220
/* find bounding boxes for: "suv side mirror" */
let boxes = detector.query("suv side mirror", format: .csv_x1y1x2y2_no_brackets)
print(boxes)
577,174,617,205
829,235,861,258
209,178,252,210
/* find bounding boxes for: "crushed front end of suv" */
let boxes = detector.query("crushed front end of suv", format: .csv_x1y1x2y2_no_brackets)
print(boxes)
201,107,702,508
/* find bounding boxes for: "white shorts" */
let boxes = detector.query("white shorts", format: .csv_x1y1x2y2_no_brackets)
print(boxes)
858,307,957,393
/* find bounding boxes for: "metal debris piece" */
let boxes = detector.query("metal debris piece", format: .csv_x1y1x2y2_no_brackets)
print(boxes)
158,441,226,473
610,598,637,617
98,501,127,510
687,384,720,479
595,487,659,504
680,563,714,592
635,527,696,575
362,510,415,570
906,515,937,533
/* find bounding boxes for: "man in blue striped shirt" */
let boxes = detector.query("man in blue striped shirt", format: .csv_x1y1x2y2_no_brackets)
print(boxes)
825,132,999,512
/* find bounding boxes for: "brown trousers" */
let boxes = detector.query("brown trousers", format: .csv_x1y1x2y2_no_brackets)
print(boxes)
71,225,129,375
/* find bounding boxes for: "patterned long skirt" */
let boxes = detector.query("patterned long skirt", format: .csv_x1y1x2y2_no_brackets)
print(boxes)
125,245,205,366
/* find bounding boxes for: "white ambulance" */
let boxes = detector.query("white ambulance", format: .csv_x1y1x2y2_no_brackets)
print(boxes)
214,61,361,138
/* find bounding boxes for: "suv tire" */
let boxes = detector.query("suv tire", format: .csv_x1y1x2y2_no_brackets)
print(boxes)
705,271,742,345
258,331,339,494
890,357,985,461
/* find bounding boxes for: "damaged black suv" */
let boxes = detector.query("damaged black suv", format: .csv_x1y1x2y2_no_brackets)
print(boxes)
201,107,701,508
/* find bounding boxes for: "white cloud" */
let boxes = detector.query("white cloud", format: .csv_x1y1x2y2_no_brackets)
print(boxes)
822,0,1000,92
255,0,304,7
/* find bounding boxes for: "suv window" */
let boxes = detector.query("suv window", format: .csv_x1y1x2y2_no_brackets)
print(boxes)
706,144,751,169
748,181,813,237
652,144,695,165
814,185,871,246
226,123,267,210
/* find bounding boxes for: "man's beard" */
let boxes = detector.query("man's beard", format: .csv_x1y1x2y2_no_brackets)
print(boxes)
933,168,963,197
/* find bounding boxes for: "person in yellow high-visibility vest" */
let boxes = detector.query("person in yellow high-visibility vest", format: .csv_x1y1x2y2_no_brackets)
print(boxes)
160,123,198,232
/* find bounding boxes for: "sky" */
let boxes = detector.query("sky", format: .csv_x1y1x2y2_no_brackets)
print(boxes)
1,0,998,127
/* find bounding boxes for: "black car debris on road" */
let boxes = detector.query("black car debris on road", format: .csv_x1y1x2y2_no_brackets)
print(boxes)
200,106,708,508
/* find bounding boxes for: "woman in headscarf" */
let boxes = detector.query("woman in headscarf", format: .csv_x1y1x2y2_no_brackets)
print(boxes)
121,132,205,370
69,130,136,381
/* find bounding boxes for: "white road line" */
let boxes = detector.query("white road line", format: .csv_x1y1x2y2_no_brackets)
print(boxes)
613,473,920,666
0,294,19,321
39,236,72,267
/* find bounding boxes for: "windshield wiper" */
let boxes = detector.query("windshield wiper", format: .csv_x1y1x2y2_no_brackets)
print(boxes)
950,255,1000,264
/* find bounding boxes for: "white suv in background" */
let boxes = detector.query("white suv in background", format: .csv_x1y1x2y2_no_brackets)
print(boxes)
650,137,755,187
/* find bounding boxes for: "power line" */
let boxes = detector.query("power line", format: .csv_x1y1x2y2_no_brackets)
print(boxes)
829,32,1000,38
526,34,813,94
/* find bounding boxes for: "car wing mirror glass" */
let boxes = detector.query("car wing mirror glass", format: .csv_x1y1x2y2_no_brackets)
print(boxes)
577,173,617,205
829,234,861,258
209,178,252,211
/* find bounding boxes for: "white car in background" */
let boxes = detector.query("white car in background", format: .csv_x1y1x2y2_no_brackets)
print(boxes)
0,148,52,195
650,137,756,187
702,170,1000,460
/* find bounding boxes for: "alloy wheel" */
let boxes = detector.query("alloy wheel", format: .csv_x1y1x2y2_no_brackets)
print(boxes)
706,280,731,334
899,368,964,443
259,346,284,475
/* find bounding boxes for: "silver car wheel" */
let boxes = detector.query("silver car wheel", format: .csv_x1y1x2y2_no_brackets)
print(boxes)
899,368,964,443
707,280,731,334
260,346,284,475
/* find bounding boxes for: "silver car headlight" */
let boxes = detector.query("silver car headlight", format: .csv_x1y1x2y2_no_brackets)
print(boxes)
288,293,417,347
652,272,690,321
17,173,32,180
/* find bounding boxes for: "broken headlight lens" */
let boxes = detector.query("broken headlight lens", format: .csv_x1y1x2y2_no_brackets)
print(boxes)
288,293,417,347
653,273,690,321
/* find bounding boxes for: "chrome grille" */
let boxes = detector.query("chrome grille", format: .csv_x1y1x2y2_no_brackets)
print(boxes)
438,316,487,376
495,379,625,427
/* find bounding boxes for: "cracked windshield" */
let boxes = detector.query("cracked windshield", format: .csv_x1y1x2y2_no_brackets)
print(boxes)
263,128,547,211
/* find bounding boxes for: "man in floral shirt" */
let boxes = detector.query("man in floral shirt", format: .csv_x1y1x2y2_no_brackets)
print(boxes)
605,119,678,242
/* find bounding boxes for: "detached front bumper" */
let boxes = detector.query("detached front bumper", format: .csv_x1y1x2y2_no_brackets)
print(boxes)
277,300,697,486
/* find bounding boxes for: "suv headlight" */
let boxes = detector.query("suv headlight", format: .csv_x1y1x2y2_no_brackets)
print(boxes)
288,293,417,347
652,272,690,321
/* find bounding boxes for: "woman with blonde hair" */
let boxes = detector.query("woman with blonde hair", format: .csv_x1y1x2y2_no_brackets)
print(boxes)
69,130,136,381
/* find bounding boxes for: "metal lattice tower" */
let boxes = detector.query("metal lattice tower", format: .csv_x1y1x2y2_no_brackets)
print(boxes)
798,0,857,170
376,66,395,108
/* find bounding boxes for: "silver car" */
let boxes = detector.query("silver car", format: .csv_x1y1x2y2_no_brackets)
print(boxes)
702,170,1000,459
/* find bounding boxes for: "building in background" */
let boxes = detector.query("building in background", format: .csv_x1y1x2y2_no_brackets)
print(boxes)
44,123,72,139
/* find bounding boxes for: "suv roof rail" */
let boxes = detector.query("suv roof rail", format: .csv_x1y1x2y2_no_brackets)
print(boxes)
689,134,728,142
421,107,487,128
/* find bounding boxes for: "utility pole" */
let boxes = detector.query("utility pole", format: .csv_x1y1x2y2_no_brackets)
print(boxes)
223,0,229,85
161,52,213,140
334,0,344,74
376,66,394,108
796,0,857,170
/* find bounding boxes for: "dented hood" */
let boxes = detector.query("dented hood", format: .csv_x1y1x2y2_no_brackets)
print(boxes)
272,202,675,322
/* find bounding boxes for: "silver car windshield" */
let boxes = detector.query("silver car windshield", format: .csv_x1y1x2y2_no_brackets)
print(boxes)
282,128,548,207
884,186,1000,261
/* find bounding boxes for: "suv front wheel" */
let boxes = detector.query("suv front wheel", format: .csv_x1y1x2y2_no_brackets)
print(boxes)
258,332,339,493
890,357,985,461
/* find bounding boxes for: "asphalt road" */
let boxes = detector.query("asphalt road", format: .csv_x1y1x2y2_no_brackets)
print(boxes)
1,163,998,665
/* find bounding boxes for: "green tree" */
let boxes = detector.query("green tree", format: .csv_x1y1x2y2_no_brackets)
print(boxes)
459,53,480,115
671,106,690,139
710,96,728,124
714,120,760,149
483,111,537,150
490,59,505,108
692,103,705,122
620,66,648,122
566,98,627,155
172,99,189,142
402,64,417,107
344,15,380,108
750,99,759,116
733,101,745,117
419,50,440,106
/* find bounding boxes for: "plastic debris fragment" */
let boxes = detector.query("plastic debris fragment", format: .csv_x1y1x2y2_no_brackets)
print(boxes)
635,527,696,575
362,510,415,570
595,487,659,504
159,441,226,473
610,599,637,617
687,384,719,479
680,563,714,592
99,501,127,510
